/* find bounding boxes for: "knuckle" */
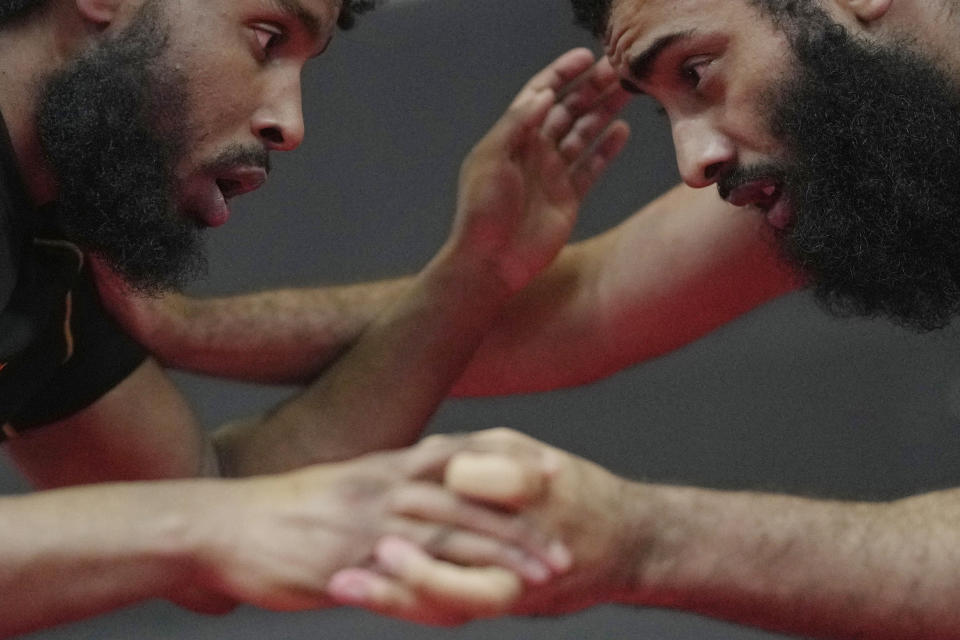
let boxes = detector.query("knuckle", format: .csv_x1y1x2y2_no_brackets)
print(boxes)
419,433,451,448
385,487,414,513
333,474,390,504
503,516,536,543
482,426,521,441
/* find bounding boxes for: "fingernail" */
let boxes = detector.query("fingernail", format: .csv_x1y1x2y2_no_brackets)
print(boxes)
327,572,369,602
376,537,414,573
522,558,551,584
547,540,573,572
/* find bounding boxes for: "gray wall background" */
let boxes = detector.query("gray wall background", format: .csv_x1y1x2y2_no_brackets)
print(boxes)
7,0,960,638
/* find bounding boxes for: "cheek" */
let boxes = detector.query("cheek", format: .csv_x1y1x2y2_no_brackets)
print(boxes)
721,87,783,156
180,55,263,144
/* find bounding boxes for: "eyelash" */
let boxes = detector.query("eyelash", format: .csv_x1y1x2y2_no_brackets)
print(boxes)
681,63,703,87
253,23,285,55
678,52,716,90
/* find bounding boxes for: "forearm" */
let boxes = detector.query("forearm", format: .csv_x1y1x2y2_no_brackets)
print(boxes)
629,484,960,639
213,245,515,475
453,185,799,396
0,481,202,637
127,278,412,385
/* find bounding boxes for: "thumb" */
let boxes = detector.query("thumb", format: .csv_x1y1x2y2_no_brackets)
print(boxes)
444,452,549,509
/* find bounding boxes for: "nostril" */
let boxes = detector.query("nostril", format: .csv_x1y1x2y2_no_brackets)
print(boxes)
704,162,724,182
260,126,285,146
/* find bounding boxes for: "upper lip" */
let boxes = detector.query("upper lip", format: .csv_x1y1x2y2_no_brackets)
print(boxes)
722,178,782,211
215,166,268,200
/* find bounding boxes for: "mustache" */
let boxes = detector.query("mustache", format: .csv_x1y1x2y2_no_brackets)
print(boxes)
716,164,788,201
203,144,271,174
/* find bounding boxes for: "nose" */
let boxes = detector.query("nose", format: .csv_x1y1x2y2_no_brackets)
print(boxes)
671,116,736,188
252,70,305,152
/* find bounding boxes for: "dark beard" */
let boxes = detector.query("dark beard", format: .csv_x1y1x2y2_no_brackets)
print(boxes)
766,23,960,331
36,1,206,295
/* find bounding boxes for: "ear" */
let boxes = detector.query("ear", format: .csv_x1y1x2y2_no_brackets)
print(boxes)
838,0,893,23
75,0,123,26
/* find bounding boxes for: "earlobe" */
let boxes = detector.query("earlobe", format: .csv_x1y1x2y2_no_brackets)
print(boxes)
75,0,123,26
842,0,893,23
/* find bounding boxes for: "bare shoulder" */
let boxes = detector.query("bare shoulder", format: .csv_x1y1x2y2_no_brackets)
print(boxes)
6,359,210,488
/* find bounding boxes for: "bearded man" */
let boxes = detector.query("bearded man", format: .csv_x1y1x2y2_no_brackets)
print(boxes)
319,1,960,638
0,0,632,634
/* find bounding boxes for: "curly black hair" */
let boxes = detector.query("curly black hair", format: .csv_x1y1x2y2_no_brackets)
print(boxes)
0,0,47,24
338,0,376,29
569,0,826,38
569,0,611,38
0,0,376,29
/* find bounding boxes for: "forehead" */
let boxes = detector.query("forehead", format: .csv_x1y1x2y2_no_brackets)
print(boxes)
272,0,341,28
604,0,755,69
194,0,340,35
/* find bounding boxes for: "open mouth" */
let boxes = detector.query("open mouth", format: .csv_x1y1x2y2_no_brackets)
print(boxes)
215,167,268,201
722,178,793,229
724,178,782,211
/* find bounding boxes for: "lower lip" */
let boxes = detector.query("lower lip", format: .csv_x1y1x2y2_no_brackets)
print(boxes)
198,186,231,228
765,195,793,230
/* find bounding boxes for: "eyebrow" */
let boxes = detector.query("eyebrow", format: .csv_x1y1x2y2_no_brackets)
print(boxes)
267,0,327,55
627,30,696,84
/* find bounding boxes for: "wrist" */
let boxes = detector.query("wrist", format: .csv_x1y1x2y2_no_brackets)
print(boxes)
616,481,695,607
424,242,519,310
135,479,239,595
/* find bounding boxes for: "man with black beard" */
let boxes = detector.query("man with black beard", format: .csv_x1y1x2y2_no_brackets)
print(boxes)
299,0,960,638
0,0,634,634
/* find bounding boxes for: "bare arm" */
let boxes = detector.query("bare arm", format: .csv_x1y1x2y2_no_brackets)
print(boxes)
1,379,566,634
90,268,412,385
616,484,960,640
99,186,797,398
341,429,960,640
453,184,800,395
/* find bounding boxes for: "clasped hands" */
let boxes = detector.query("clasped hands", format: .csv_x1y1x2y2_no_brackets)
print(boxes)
324,428,635,624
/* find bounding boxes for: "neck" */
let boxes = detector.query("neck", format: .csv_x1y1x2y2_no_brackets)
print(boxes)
0,3,91,206
864,0,960,83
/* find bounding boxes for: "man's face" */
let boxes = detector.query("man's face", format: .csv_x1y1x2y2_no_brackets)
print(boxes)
37,0,338,293
605,0,960,330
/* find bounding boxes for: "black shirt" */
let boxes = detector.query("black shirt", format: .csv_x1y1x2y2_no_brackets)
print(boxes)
0,111,147,440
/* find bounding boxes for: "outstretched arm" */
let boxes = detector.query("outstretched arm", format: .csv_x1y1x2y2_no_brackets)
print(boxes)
90,264,411,385
333,428,960,640
452,183,799,395
1,423,571,636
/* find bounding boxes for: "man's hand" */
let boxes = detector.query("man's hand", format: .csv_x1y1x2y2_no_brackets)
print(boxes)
446,48,631,293
177,433,570,625
326,428,636,618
